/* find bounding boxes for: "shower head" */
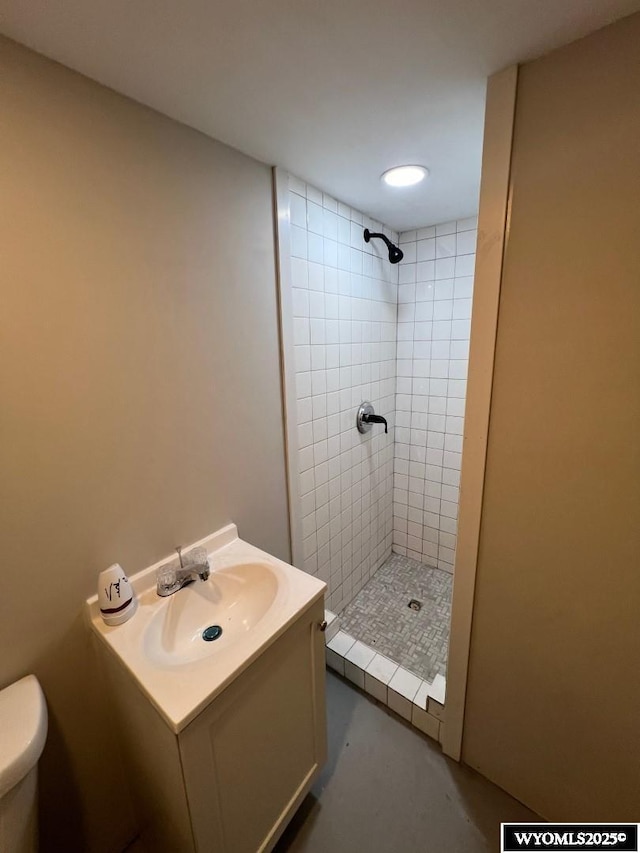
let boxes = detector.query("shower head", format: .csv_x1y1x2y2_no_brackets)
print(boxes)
363,229,403,264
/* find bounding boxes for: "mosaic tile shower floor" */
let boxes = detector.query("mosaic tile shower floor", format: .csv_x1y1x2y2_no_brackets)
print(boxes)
339,552,452,683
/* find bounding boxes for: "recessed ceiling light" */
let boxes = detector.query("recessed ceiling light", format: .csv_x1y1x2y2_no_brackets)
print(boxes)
381,165,428,188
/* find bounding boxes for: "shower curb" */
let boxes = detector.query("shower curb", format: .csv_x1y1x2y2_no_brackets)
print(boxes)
323,618,446,744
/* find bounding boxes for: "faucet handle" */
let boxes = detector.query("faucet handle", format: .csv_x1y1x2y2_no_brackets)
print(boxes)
157,564,178,594
181,547,210,581
181,546,209,570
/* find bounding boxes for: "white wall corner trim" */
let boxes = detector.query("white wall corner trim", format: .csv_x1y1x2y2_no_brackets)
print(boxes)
440,65,518,760
274,167,305,568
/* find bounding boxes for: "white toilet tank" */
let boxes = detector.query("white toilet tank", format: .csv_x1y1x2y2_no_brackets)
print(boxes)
0,676,48,853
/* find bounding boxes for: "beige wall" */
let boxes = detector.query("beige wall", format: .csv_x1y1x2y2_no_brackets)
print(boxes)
463,13,640,819
0,37,290,851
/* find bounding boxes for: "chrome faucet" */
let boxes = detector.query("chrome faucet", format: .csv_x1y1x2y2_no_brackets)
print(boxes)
156,546,210,597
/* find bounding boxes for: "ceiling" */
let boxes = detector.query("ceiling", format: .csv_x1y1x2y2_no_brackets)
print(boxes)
1,1,639,230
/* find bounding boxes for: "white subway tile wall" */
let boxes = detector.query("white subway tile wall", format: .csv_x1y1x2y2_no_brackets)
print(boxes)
287,176,398,613
392,218,477,572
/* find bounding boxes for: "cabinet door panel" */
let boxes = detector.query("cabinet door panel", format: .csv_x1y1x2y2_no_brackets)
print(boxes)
180,600,325,852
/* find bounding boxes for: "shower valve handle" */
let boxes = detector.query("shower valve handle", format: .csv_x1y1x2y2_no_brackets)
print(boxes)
362,413,388,434
356,401,389,435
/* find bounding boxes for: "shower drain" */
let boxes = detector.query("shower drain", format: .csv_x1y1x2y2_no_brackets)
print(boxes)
408,599,422,612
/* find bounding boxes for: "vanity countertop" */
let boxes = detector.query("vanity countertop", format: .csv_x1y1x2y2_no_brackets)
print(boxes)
87,524,326,732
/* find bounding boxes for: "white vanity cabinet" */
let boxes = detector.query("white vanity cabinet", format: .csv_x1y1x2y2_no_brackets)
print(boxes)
180,597,327,852
102,596,327,853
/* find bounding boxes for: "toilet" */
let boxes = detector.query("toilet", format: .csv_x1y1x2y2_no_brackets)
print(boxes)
0,676,48,853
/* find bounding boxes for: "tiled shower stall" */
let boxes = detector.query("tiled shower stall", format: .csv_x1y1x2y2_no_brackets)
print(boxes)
279,171,476,704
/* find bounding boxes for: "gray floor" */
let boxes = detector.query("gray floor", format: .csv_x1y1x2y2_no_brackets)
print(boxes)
275,672,537,853
340,552,452,682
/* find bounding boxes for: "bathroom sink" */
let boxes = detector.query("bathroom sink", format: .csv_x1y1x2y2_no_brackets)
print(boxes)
144,562,279,666
87,524,325,731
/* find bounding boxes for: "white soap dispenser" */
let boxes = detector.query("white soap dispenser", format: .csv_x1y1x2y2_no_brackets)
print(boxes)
98,563,137,626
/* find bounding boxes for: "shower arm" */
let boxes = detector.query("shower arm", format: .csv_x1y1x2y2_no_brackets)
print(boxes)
363,228,404,264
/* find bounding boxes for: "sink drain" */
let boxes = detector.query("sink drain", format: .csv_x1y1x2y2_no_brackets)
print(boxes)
202,625,223,642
